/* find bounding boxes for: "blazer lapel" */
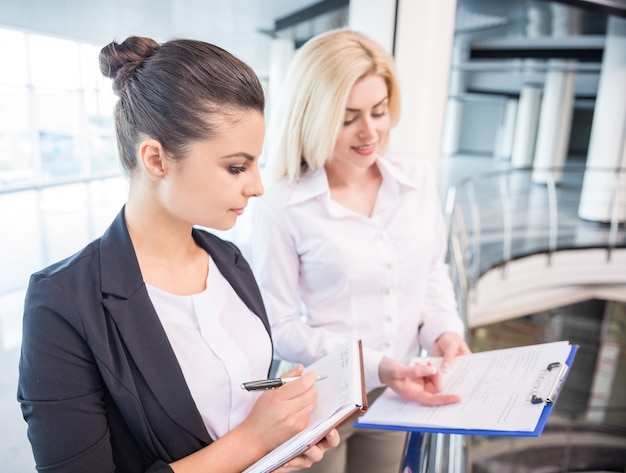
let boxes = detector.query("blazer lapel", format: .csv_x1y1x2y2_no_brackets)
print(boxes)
100,210,211,444
192,228,272,336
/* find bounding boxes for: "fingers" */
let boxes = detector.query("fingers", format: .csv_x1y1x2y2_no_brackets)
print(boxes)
415,392,461,406
435,332,472,371
317,428,340,449
406,362,442,391
264,372,318,423
411,362,438,377
280,364,304,378
459,341,472,355
277,371,319,398
441,352,455,372
289,429,340,469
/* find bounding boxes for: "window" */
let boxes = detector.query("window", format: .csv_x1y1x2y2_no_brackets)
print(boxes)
0,28,119,190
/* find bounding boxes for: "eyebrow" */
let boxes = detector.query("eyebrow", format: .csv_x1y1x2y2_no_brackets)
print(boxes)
220,152,256,161
346,97,388,113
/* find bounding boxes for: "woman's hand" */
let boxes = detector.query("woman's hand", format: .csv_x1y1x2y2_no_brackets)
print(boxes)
433,332,471,371
170,365,331,473
239,364,319,457
273,428,340,472
378,356,461,406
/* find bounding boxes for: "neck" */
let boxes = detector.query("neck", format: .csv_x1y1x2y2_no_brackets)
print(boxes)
325,160,381,189
124,187,197,263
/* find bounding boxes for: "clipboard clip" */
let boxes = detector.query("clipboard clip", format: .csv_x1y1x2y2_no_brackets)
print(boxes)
531,361,569,405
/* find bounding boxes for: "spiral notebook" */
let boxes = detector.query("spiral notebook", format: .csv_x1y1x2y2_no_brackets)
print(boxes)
355,340,577,437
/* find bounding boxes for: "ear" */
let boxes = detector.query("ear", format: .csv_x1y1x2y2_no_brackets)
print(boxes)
138,139,167,181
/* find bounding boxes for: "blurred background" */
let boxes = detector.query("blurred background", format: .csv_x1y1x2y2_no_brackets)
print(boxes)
0,1,624,471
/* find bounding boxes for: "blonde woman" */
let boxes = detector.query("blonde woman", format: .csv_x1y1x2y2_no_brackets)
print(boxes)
252,29,470,472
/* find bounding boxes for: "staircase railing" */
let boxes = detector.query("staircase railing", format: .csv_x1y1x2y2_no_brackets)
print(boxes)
409,166,626,473
445,166,626,330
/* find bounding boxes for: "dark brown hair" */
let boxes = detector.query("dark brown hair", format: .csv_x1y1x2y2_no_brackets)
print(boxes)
99,36,265,174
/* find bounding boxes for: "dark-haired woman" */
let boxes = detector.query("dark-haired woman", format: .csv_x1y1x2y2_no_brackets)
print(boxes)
17,36,338,473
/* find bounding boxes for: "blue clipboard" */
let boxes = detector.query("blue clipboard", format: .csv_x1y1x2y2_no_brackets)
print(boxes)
355,344,578,437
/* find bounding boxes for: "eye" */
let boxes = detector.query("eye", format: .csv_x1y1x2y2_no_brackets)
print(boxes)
343,111,359,126
372,106,387,118
228,165,247,175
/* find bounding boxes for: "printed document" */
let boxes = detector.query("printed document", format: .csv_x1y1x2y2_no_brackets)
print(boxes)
356,340,573,434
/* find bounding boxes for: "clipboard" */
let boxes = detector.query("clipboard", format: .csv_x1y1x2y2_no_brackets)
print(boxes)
355,341,578,437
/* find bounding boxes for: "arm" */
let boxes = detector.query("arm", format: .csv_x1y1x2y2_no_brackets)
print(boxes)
416,164,468,360
250,198,350,366
19,276,334,473
170,371,322,473
18,275,121,473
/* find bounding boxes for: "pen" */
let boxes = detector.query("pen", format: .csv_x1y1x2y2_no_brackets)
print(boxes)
241,375,326,391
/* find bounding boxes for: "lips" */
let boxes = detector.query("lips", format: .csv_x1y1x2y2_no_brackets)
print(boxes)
353,143,376,155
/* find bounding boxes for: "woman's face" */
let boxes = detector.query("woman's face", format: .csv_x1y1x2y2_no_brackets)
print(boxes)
159,110,265,231
331,74,390,170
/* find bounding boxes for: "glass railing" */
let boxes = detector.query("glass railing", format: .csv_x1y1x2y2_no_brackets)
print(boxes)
411,166,626,473
445,166,626,327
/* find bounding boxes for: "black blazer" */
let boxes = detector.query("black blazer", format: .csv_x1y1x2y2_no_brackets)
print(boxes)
18,208,272,473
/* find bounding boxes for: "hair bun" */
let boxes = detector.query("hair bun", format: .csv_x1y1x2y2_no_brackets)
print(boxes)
99,36,159,94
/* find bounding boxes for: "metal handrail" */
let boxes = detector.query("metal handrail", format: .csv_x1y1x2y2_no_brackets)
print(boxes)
445,166,626,305
437,165,625,473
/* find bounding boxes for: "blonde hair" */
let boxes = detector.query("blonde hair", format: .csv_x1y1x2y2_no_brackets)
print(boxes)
264,29,401,183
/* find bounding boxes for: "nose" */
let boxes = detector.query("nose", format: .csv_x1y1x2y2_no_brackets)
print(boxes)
244,165,264,198
358,116,376,141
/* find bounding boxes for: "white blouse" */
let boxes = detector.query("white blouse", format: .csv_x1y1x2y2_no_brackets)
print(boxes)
146,256,271,439
251,155,464,391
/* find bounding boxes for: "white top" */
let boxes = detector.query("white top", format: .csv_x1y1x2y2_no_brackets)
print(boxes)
251,155,464,391
146,256,271,439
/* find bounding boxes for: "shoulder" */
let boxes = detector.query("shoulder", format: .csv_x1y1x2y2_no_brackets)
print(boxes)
254,178,301,219
24,238,104,339
260,178,299,204
381,153,437,188
30,239,102,289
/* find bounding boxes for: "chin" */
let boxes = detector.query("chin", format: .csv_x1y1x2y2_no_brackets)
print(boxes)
214,222,236,232
197,218,236,232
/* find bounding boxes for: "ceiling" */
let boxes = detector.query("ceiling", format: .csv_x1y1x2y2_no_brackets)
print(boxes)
0,0,324,78
0,0,622,80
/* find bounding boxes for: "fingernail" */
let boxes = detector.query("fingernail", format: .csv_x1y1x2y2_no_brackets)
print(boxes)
427,366,437,375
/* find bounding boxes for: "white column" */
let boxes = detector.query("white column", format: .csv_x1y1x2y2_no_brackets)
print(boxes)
511,85,542,168
390,0,458,173
494,98,518,160
531,60,576,184
267,37,295,121
348,0,396,53
442,38,469,156
579,15,626,223
532,4,581,184
510,5,547,169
